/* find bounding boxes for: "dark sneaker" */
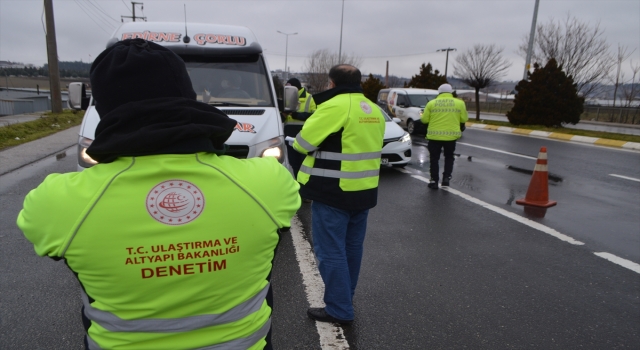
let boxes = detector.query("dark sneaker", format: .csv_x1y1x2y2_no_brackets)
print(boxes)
428,180,439,190
441,177,451,187
307,308,353,325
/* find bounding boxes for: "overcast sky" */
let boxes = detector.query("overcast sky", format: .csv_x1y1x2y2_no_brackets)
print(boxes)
1,0,638,82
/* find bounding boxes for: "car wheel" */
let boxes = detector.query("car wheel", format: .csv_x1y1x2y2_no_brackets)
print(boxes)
392,163,408,168
407,119,415,135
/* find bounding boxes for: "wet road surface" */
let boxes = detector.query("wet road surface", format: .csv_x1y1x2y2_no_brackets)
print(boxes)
410,128,640,262
2,132,639,349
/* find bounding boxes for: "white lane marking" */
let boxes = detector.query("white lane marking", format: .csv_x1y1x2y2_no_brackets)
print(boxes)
609,174,640,182
290,216,350,350
410,174,585,245
457,142,537,160
394,167,412,174
594,252,640,274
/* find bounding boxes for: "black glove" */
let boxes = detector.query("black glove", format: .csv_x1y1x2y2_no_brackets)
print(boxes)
460,123,466,132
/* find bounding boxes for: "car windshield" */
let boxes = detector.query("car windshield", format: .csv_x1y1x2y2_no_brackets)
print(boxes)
408,94,438,108
184,58,274,107
378,106,393,122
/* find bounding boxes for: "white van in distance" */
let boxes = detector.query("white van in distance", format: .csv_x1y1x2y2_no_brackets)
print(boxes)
69,22,298,171
376,88,438,135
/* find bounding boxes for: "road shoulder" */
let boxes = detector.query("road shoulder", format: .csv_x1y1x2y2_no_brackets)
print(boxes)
0,126,79,175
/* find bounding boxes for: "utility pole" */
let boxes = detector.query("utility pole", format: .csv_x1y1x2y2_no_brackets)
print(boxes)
44,0,63,113
385,61,389,87
121,2,146,22
523,0,540,80
338,0,344,64
436,48,456,81
277,31,297,81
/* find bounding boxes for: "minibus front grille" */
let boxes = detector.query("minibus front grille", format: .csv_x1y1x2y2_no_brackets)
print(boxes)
220,109,265,115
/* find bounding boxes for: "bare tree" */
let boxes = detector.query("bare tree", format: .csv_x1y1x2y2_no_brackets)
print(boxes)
386,75,404,88
518,14,614,97
304,49,363,93
453,44,512,120
609,45,635,108
621,61,640,108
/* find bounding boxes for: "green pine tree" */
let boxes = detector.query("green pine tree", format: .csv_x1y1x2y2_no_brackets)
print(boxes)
507,58,584,127
361,74,386,102
405,63,447,89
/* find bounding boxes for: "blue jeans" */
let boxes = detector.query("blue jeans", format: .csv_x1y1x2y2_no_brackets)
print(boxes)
311,201,369,320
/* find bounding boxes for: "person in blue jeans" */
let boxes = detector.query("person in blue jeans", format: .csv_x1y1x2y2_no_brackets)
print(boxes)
310,203,369,323
292,64,385,324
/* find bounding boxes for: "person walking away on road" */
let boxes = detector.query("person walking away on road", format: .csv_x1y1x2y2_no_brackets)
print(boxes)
16,38,300,350
283,77,317,178
292,64,385,324
420,83,468,189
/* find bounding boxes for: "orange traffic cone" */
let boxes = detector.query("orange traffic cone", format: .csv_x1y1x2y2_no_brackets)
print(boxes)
516,146,557,208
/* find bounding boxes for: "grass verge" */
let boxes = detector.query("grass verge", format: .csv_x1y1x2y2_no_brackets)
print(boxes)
468,119,640,144
0,110,84,151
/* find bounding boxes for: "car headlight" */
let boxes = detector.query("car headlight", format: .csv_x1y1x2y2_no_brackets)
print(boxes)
399,132,411,143
256,136,285,163
78,137,98,168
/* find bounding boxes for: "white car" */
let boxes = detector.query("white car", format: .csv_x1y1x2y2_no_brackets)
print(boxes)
379,106,412,168
377,88,439,135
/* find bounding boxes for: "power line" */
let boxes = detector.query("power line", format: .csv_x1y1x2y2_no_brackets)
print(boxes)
74,0,114,29
76,0,115,32
264,50,443,59
72,0,113,35
84,0,120,23
121,0,131,12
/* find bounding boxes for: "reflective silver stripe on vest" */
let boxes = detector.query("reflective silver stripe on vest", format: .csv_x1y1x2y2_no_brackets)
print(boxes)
197,318,271,350
295,134,317,152
300,165,379,179
81,284,270,333
86,335,102,350
86,318,271,350
314,150,381,161
304,97,312,113
427,130,462,137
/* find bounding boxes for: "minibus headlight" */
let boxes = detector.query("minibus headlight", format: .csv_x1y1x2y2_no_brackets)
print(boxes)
78,137,98,168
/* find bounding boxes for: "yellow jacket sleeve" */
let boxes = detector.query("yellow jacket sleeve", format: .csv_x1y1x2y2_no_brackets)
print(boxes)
293,100,347,154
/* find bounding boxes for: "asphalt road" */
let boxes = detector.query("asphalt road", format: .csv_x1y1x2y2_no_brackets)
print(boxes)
1,128,639,349
413,128,640,263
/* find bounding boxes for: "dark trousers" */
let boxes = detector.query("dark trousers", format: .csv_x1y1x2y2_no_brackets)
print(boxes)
427,139,456,181
284,124,305,178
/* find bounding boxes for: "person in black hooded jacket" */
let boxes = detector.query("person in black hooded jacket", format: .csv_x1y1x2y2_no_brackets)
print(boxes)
17,38,300,350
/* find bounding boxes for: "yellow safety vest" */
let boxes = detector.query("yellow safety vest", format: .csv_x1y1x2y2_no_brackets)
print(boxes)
284,88,317,125
420,92,469,141
17,154,300,349
293,91,385,210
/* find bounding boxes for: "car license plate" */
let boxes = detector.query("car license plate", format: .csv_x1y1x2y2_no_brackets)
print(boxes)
381,158,389,165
